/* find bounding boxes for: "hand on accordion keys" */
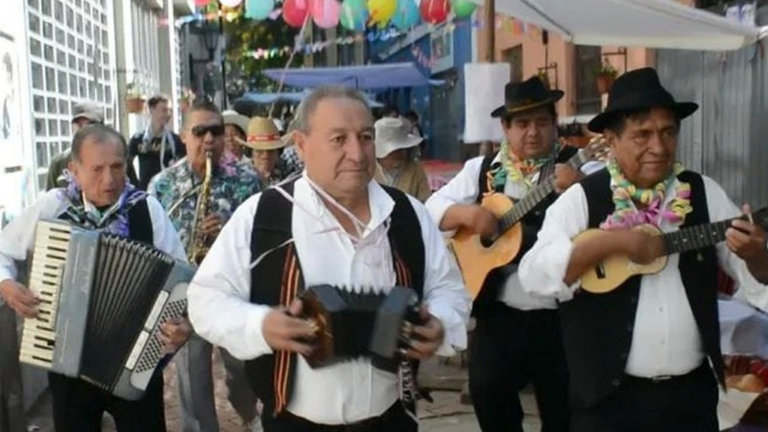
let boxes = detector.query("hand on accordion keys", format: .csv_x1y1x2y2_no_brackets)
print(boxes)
0,279,41,318
262,299,317,357
402,307,445,361
158,317,193,354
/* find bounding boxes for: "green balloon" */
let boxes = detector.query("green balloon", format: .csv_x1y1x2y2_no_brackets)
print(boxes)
451,0,477,18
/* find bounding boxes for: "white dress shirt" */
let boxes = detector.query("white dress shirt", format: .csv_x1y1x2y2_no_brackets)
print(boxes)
425,153,601,310
0,189,187,305
187,175,470,425
519,175,768,378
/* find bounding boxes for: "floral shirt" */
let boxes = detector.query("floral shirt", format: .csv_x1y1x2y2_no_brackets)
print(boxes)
148,156,261,250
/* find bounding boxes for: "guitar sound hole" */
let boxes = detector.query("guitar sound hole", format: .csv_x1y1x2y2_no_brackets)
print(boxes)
595,263,606,279
480,236,495,248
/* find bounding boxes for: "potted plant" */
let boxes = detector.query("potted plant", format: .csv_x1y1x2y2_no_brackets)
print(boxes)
180,87,195,113
537,69,551,90
595,60,618,94
125,81,145,114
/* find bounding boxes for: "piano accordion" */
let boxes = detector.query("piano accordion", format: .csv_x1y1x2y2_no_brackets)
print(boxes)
19,219,193,400
299,285,423,370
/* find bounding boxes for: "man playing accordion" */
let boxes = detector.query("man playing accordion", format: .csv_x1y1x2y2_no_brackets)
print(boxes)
187,86,471,431
0,124,191,431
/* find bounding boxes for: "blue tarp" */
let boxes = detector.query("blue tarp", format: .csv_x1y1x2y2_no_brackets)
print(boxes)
262,62,436,90
235,90,383,107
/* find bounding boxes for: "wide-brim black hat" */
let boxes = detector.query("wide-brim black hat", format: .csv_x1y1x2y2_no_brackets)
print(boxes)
588,67,698,133
490,76,564,118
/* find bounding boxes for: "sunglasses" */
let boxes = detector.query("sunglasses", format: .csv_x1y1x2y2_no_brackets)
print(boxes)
191,124,225,138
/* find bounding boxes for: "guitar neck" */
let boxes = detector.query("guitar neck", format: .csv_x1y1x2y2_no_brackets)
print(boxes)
661,217,740,255
498,154,586,232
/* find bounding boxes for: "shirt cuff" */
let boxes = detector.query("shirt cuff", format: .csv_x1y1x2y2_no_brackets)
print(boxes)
241,304,274,359
427,303,468,357
426,196,459,238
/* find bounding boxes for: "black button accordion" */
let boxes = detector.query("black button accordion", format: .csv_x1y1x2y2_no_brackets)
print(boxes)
19,220,193,400
299,284,423,370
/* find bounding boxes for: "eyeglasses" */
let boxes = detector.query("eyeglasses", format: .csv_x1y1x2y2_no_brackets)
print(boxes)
191,124,225,138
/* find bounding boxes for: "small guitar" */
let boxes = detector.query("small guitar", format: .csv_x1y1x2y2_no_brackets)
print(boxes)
451,137,610,299
577,207,768,294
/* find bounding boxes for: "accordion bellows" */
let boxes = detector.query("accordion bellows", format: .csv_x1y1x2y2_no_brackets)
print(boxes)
299,285,421,370
20,220,193,400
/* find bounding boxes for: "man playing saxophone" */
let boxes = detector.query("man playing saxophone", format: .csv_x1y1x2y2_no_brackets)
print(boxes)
149,99,262,432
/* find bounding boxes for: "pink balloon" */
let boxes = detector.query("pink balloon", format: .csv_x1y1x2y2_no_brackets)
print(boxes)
311,0,341,29
283,0,310,28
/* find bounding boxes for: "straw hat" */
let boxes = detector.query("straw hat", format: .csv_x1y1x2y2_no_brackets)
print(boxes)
223,110,250,135
374,117,423,159
239,116,287,151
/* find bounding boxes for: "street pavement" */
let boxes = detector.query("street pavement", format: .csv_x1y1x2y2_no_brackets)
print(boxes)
25,351,542,431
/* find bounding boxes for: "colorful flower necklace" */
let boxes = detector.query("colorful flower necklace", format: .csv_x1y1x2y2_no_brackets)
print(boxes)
600,160,693,230
494,140,552,189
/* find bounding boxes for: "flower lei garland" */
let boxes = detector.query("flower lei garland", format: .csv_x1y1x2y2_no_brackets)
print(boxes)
599,160,693,230
492,140,551,190
58,170,147,238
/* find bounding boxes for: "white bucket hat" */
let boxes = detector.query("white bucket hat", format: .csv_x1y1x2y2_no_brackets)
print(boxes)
374,117,423,159
223,110,250,136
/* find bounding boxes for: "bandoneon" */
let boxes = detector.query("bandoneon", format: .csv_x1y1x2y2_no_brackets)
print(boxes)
20,219,193,400
299,285,422,370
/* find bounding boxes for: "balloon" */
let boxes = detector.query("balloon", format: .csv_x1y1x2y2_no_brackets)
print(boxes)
339,0,368,31
392,0,420,30
311,0,341,29
283,0,310,27
450,0,476,18
220,0,243,7
420,0,450,24
194,0,211,6
245,0,274,19
367,0,396,27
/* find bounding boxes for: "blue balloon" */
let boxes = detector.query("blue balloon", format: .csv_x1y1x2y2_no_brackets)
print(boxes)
391,0,420,31
340,0,368,32
245,0,275,20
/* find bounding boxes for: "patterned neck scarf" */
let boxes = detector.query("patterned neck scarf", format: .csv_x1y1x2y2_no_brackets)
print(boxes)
600,160,692,230
490,140,553,191
57,170,147,238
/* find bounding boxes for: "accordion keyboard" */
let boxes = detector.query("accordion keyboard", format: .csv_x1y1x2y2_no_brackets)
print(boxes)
19,221,71,369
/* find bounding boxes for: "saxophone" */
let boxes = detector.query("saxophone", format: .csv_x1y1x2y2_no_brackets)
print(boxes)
188,151,213,265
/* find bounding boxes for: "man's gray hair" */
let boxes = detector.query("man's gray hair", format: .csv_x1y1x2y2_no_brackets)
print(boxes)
71,124,127,162
293,86,371,133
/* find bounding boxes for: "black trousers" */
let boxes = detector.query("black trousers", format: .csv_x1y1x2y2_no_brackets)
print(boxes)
469,302,569,432
571,363,719,432
48,372,166,432
261,402,417,432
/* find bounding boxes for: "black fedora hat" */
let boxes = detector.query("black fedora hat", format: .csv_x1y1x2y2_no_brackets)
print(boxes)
490,76,564,118
588,67,698,133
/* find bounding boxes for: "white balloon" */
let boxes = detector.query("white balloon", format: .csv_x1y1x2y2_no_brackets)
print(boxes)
220,0,244,7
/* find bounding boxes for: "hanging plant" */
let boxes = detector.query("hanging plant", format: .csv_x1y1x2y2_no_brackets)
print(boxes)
125,81,145,114
595,59,618,94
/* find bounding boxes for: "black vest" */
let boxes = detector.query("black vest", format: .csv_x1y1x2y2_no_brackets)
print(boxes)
559,169,724,408
243,181,426,418
475,147,577,306
57,198,154,244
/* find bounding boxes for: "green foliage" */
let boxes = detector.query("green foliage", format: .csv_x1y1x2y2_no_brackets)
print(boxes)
222,5,299,96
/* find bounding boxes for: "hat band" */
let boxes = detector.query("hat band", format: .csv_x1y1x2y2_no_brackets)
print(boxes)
505,99,552,113
247,133,280,142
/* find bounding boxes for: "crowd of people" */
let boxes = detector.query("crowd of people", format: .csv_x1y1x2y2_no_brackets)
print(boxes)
0,66,767,432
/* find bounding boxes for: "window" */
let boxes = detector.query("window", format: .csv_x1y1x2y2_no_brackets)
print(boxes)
27,0,115,191
575,45,602,114
502,45,523,83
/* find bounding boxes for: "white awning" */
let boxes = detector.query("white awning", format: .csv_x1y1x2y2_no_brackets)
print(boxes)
469,0,768,50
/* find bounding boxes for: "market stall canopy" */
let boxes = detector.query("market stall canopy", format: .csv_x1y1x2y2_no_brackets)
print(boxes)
233,90,383,113
468,0,768,50
262,62,436,89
